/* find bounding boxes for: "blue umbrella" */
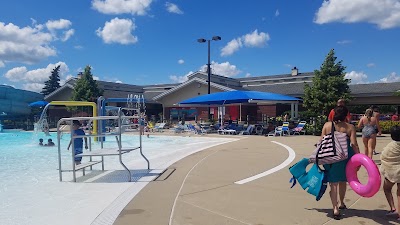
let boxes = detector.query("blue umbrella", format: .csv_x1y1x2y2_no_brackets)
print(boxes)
179,91,300,105
29,100,49,107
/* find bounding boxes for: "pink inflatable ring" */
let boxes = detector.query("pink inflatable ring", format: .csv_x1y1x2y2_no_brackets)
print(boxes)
346,153,381,198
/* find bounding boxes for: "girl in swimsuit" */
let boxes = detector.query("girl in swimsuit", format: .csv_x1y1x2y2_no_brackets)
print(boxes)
358,108,379,159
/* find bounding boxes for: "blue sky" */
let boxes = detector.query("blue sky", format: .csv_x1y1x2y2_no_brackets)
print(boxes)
1,0,400,93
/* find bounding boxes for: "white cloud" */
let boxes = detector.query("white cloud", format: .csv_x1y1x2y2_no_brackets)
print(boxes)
314,0,400,29
337,40,352,45
245,73,251,77
74,45,83,50
284,64,292,68
23,83,44,92
367,63,375,68
0,22,56,64
178,59,184,64
221,39,242,56
62,29,75,42
0,61,4,68
96,17,138,44
221,30,270,56
275,9,280,17
115,80,122,83
0,19,74,66
45,19,72,31
4,62,70,84
91,0,153,15
169,71,193,83
166,2,183,14
345,71,369,84
201,61,241,77
379,72,400,83
243,30,270,47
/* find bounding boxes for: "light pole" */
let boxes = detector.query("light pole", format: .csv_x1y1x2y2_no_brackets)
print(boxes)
197,36,221,121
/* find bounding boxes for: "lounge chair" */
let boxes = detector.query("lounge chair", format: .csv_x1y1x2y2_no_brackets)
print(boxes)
218,124,238,135
292,121,306,135
274,122,290,136
239,125,254,135
154,123,166,132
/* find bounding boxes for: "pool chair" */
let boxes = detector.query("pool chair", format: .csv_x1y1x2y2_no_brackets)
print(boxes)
274,122,290,136
218,124,238,135
292,121,306,135
154,123,166,132
239,125,254,135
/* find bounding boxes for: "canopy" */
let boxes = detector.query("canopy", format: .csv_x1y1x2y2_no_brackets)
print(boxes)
179,91,300,105
29,100,49,107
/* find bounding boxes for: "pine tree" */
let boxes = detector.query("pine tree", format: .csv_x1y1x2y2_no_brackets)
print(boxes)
41,65,61,96
71,65,103,102
303,49,351,116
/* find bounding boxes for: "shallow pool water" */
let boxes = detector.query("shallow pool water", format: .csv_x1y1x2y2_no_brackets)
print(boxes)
0,131,236,225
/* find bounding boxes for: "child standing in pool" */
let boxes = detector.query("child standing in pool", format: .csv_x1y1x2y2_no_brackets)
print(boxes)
67,120,88,165
380,126,400,218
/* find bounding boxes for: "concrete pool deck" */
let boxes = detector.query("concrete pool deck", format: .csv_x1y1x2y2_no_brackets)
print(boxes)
114,133,399,225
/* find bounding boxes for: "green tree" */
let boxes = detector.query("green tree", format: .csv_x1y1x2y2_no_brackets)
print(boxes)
303,49,351,116
41,65,61,96
71,65,103,102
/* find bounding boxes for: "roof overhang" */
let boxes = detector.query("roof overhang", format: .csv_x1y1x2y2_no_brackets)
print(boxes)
153,77,236,101
44,83,74,101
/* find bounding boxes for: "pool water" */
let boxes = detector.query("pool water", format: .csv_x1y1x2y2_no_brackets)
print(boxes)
0,131,236,225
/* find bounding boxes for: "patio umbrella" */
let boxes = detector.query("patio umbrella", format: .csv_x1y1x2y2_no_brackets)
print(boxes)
179,90,301,123
29,100,49,107
179,90,300,105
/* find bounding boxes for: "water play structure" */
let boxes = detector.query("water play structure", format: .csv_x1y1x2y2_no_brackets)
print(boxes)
36,101,98,135
54,96,148,182
97,94,146,143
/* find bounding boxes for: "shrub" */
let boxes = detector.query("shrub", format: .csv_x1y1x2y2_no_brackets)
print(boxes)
379,121,400,133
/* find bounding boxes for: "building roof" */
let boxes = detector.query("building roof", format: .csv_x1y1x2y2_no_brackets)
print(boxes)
244,82,309,96
153,77,236,100
349,82,400,96
246,81,400,97
238,72,314,82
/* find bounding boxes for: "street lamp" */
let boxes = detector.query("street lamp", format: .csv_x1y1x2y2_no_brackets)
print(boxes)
197,36,221,120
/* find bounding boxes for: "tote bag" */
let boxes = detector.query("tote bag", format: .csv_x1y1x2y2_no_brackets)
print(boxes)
310,122,348,165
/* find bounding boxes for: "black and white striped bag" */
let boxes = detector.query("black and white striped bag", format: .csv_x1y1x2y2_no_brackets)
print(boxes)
310,122,348,165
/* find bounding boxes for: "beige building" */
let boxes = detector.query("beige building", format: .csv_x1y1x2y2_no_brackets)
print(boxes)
45,68,400,123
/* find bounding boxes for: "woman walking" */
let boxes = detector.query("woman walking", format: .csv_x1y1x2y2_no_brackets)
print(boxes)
320,106,360,220
358,108,380,158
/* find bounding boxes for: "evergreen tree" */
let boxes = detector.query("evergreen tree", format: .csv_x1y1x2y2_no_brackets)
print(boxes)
303,49,351,116
71,65,103,102
41,65,61,96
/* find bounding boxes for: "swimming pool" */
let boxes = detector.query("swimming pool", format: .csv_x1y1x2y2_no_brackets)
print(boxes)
0,131,237,225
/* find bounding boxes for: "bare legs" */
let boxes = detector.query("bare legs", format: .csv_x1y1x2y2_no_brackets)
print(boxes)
362,135,377,158
339,182,347,208
330,182,340,218
383,179,399,213
371,134,378,155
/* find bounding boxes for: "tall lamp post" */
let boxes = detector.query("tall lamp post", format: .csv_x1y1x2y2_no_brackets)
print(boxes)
197,36,221,121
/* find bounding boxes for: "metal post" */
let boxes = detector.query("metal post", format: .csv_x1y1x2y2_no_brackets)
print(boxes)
207,40,211,121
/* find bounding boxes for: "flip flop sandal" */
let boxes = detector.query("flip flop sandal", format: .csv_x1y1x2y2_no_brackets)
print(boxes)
339,204,347,210
333,213,341,220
